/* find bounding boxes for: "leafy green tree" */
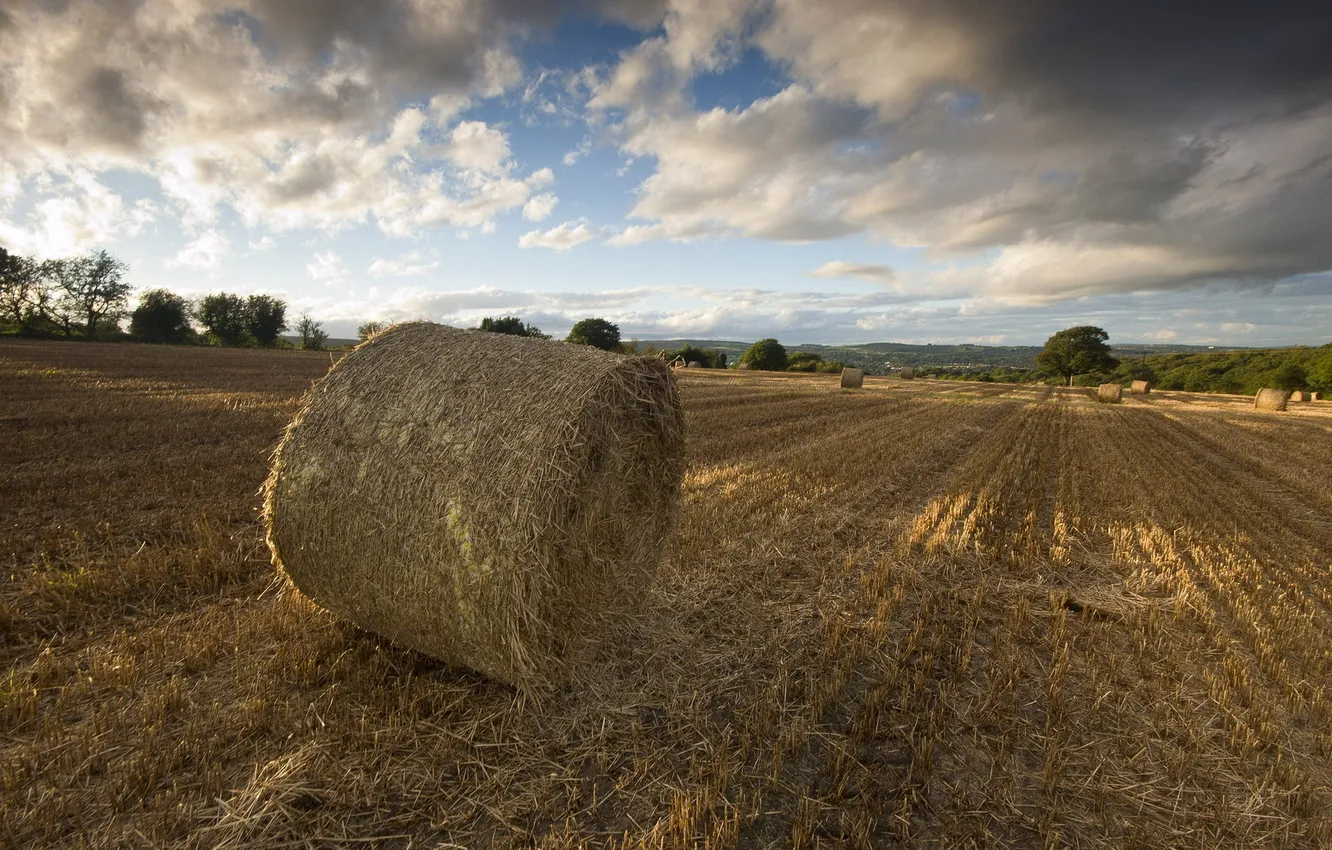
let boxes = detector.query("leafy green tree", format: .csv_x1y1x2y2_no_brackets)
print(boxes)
1307,352,1332,393
741,338,788,371
297,313,328,351
245,294,288,347
195,293,248,345
130,289,193,343
787,351,823,372
0,247,40,332
477,315,549,338
1035,326,1119,385
1270,362,1307,391
358,320,385,341
55,250,132,339
566,317,620,351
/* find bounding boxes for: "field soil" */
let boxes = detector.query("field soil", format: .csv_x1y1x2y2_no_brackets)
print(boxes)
3,340,1332,848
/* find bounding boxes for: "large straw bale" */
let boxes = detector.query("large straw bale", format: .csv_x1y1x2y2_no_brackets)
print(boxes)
263,322,685,690
840,367,864,388
1254,388,1290,411
899,366,916,379
1096,383,1123,403
1290,390,1307,402
1130,380,1152,394
687,361,702,368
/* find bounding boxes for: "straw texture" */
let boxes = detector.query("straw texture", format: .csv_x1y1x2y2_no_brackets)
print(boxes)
1096,383,1123,404
1254,388,1290,411
1130,380,1152,394
1290,391,1307,402
899,367,916,380
840,367,864,389
263,322,685,690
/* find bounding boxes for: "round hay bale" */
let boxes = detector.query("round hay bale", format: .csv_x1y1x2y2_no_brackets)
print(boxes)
1289,390,1307,402
899,366,916,380
1096,383,1123,404
263,322,685,690
840,367,864,389
1313,392,1322,401
737,363,752,371
686,361,702,368
1130,380,1152,394
1254,388,1290,411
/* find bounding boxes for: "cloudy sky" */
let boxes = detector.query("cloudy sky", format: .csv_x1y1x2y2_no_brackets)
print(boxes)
1,1,1329,345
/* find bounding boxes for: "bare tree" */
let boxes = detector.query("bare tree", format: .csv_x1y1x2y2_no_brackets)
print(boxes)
297,313,328,351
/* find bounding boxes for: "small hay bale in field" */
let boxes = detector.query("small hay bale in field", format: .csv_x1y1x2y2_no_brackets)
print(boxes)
840,367,864,389
1096,383,1123,404
1254,388,1290,411
264,322,685,691
899,366,916,380
1130,380,1152,394
1290,390,1307,402
737,363,752,371
687,361,702,368
1313,392,1322,401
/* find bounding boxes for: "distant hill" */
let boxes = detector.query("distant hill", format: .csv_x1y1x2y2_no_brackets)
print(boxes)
637,338,1250,373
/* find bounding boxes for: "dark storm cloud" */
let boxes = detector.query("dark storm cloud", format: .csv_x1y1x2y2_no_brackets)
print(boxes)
78,67,159,152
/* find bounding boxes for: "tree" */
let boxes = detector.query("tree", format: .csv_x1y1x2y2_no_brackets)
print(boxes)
55,249,132,339
0,247,39,332
477,315,549,338
297,313,328,350
358,320,385,341
130,289,193,343
566,317,620,351
787,351,823,372
740,338,788,371
245,294,288,347
1035,326,1119,385
1270,362,1307,391
1308,352,1332,394
195,293,248,345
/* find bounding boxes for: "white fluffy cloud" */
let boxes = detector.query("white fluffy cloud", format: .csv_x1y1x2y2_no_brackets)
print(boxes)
367,251,441,277
522,193,558,222
519,219,604,251
811,261,896,285
169,230,231,270
307,250,351,285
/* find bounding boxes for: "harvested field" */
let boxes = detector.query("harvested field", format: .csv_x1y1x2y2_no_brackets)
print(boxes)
4,341,1332,848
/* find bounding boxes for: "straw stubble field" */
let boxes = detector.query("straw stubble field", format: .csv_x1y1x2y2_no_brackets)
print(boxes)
2,339,1331,848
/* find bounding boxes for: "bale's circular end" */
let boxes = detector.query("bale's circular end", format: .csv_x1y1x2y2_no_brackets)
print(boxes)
840,367,864,389
899,367,916,380
263,323,685,690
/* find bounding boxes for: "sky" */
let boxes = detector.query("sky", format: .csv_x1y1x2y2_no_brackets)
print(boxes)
1,1,1329,346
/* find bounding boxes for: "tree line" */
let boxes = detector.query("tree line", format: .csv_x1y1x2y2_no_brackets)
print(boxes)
1,245,333,349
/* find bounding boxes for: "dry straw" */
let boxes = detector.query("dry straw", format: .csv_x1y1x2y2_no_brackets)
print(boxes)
687,361,703,368
1096,383,1123,404
1130,380,1152,394
899,367,916,380
1254,388,1290,411
840,367,864,389
1290,390,1307,402
263,322,685,691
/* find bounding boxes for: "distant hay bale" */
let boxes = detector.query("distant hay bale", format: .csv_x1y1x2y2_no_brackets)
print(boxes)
686,361,702,368
1096,383,1123,404
899,367,916,380
1313,392,1322,401
1130,380,1152,394
263,322,685,690
1254,388,1290,411
1289,390,1307,402
840,367,864,388
737,363,752,371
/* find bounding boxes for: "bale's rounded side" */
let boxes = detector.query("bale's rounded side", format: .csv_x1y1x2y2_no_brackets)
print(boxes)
1254,388,1290,411
1130,380,1152,394
686,361,702,368
737,363,752,371
840,367,864,389
1096,383,1123,403
1290,390,1307,402
264,323,685,690
899,367,916,380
